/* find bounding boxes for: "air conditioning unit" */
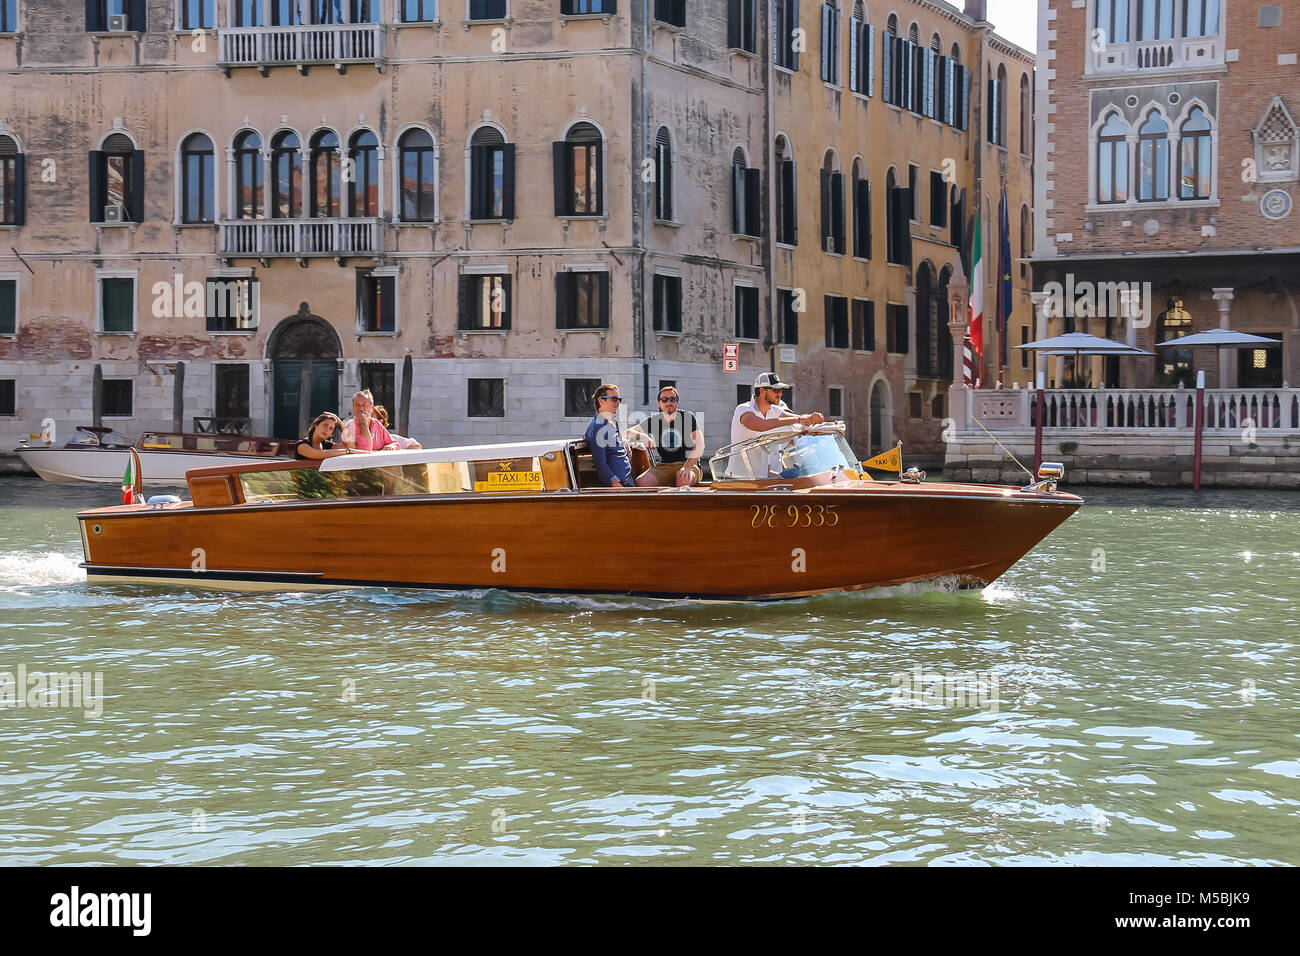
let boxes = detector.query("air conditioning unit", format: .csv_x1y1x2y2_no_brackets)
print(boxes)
104,203,127,224
108,14,128,32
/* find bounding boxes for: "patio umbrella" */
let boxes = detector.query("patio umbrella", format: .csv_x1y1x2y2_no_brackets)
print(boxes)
1015,332,1153,357
1153,330,1281,349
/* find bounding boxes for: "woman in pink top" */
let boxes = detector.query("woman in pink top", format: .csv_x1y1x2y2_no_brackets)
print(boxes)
341,389,400,451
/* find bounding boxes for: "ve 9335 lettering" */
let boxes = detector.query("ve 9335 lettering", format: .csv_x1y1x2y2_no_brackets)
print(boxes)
749,504,839,529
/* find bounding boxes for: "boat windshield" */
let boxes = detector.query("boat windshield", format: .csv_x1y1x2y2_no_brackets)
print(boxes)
713,428,860,481
239,456,555,502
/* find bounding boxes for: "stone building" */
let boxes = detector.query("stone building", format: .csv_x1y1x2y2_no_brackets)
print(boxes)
1031,0,1298,390
0,0,1033,469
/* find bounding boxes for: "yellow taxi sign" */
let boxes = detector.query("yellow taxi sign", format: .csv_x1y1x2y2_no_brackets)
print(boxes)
473,470,544,492
861,446,901,471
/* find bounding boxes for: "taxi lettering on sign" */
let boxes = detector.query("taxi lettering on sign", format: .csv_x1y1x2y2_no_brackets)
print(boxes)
474,470,544,492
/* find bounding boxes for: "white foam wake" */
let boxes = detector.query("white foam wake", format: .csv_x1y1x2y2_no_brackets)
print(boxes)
0,551,85,587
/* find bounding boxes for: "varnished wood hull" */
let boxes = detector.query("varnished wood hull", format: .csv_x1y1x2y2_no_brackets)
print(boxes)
78,483,1080,600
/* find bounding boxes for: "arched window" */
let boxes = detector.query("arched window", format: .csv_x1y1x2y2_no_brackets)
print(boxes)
915,261,946,379
347,130,379,218
234,132,263,221
1095,0,1129,44
931,33,941,53
0,134,23,226
654,127,673,221
1019,73,1031,155
732,146,760,237
950,41,960,65
180,132,215,222
470,126,513,220
852,157,870,258
558,122,602,217
94,132,141,223
1138,110,1170,201
775,135,796,245
820,2,840,85
309,130,340,218
1097,112,1129,203
1155,297,1194,387
1179,107,1212,200
1184,0,1219,37
271,131,301,219
996,63,1008,147
399,128,436,222
820,150,844,254
908,21,918,43
1137,0,1174,41
883,15,898,104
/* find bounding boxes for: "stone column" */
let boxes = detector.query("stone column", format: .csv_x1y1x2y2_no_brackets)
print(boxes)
903,284,918,383
1213,288,1234,389
1120,288,1139,388
948,266,970,425
1030,291,1049,385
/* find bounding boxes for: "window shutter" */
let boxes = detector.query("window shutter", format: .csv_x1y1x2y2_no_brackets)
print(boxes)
553,141,568,216
824,295,833,346
867,24,875,97
898,190,912,267
670,275,681,331
129,150,145,222
470,145,486,219
728,0,741,48
85,0,103,31
744,167,761,237
13,154,25,227
593,140,603,215
820,5,829,82
882,31,892,103
988,79,995,141
831,172,845,253
663,143,673,220
819,168,831,250
501,274,513,329
958,66,970,130
849,19,858,92
790,0,799,71
457,274,473,329
128,0,146,30
786,161,797,243
555,271,572,329
89,151,103,221
381,277,395,331
866,301,875,350
865,179,872,259
500,143,515,219
598,272,610,328
732,164,744,234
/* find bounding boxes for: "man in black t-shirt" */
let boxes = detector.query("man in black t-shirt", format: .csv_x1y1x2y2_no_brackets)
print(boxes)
627,386,705,487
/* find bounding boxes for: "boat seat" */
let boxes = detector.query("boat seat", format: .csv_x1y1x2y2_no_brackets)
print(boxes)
570,441,603,489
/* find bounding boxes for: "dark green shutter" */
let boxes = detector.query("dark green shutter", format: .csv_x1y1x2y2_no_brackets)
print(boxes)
88,151,104,221
128,0,146,30
500,274,512,330
598,272,609,328
728,0,740,48
824,295,833,347
500,144,515,219
553,142,568,216
593,140,603,215
470,146,486,218
85,0,103,30
457,274,474,329
790,0,799,71
831,172,845,254
744,167,761,237
819,168,831,251
129,150,144,222
12,154,24,227
556,271,571,329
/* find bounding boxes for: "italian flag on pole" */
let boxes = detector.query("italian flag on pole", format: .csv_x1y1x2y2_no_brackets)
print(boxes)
969,209,984,361
122,456,134,505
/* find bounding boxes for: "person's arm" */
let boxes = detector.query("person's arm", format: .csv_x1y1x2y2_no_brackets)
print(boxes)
340,420,357,450
296,443,352,461
739,410,823,432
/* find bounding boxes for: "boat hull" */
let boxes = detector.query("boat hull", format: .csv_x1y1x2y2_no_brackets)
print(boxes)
78,483,1080,600
17,447,278,485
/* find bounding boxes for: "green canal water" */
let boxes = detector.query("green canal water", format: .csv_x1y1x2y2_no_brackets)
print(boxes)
0,476,1296,865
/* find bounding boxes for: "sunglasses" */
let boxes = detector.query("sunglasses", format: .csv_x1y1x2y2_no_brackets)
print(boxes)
658,396,679,403
766,387,786,394
600,395,623,403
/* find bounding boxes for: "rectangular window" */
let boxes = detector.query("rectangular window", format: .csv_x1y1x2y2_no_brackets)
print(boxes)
565,378,600,418
101,379,133,418
214,364,250,425
909,392,923,419
358,273,395,333
734,285,759,340
0,151,21,226
359,362,396,415
0,277,15,334
851,299,874,351
0,0,17,32
728,0,756,53
820,2,840,84
468,378,506,418
777,287,798,345
205,276,258,332
653,274,682,333
929,171,947,227
403,0,438,20
886,304,908,354
469,0,507,19
0,379,13,417
470,143,513,219
557,271,610,329
99,276,134,333
654,0,685,28
773,0,798,70
458,273,512,330
183,0,215,29
828,387,843,418
824,295,848,349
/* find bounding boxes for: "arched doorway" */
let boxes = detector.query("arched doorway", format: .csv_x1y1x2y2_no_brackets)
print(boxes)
869,379,891,455
268,306,342,439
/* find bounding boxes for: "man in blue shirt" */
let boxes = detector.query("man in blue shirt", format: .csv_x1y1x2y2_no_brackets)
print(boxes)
584,383,633,487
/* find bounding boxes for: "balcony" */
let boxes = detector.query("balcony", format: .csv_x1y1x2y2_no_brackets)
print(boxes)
219,219,383,261
217,23,387,75
1087,34,1223,76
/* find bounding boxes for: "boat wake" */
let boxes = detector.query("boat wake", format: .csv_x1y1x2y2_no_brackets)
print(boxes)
0,551,85,588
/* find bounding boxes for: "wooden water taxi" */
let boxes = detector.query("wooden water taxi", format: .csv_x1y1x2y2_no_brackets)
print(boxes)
18,425,288,485
75,424,1081,601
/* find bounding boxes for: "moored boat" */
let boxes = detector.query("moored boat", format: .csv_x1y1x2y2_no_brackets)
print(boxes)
75,424,1081,600
17,425,289,485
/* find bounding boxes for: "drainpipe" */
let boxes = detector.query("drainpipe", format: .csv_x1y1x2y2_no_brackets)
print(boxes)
639,0,650,407
765,0,777,379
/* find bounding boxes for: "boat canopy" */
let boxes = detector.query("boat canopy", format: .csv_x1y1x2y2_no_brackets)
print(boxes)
318,440,572,472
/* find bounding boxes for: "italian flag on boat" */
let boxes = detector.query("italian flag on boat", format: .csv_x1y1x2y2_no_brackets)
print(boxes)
122,456,134,504
969,209,984,361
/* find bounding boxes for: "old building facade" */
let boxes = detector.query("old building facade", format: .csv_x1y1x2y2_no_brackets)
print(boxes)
1032,0,1298,390
0,0,1032,468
